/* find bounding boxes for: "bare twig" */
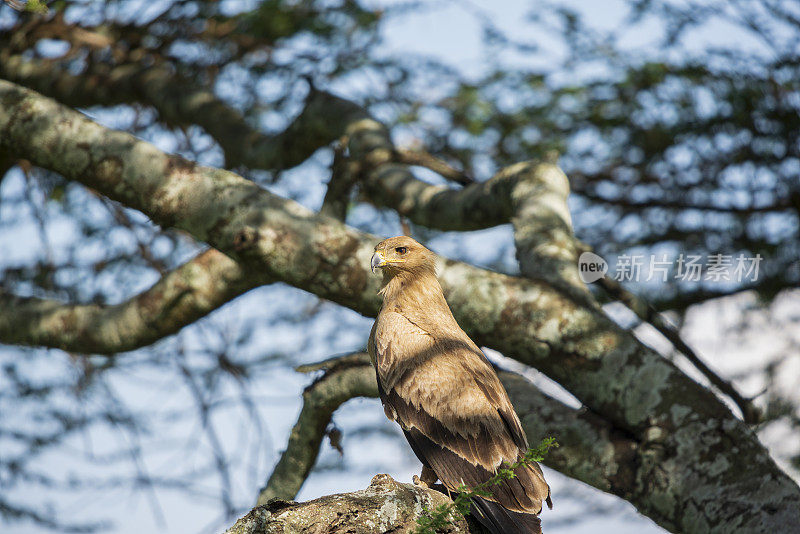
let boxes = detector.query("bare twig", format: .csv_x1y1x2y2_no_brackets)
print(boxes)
393,148,474,186
177,343,236,518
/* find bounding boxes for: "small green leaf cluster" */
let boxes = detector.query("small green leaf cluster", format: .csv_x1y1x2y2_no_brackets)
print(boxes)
414,437,558,534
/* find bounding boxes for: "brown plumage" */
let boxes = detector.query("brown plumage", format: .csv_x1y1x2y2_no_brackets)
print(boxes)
368,236,552,534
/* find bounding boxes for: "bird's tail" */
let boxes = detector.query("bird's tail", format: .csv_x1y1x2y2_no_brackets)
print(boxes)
470,497,542,534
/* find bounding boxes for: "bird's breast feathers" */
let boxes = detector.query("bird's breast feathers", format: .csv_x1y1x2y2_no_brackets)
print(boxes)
370,310,523,462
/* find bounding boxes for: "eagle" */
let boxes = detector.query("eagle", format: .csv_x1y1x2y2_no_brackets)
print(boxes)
368,236,552,534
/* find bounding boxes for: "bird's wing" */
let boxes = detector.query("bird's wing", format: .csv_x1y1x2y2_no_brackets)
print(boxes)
370,311,550,514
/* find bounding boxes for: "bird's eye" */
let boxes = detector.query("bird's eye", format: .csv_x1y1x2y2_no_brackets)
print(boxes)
395,247,408,255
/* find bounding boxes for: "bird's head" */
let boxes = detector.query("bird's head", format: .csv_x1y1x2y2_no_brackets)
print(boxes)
370,236,436,277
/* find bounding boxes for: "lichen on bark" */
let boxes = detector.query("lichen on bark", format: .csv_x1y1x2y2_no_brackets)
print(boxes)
229,475,476,534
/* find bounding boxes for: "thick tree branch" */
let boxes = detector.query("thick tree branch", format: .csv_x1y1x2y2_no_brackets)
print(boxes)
500,154,761,425
507,161,585,292
0,249,268,354
0,53,366,171
597,276,763,424
2,80,799,533
232,475,476,534
319,140,359,221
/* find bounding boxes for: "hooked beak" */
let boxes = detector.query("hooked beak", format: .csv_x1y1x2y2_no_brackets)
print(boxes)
370,251,385,273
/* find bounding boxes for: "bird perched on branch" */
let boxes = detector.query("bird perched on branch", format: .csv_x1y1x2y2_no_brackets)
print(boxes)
368,236,552,534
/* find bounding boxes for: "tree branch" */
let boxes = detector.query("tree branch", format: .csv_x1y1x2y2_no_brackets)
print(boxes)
2,80,798,533
256,352,640,509
507,160,585,292
347,119,515,231
319,140,360,221
232,475,477,534
0,249,268,354
346,119,585,291
257,353,377,505
0,52,366,171
393,148,474,186
597,276,763,424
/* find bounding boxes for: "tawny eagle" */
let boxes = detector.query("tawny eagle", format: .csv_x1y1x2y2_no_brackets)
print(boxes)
368,236,552,534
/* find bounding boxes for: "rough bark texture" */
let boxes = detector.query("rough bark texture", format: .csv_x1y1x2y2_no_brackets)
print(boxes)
0,249,267,354
230,475,477,534
2,80,799,533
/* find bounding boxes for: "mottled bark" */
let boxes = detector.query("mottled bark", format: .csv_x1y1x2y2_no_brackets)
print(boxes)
1,80,799,532
508,161,585,292
232,475,477,534
597,276,762,423
499,372,638,501
0,249,267,354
